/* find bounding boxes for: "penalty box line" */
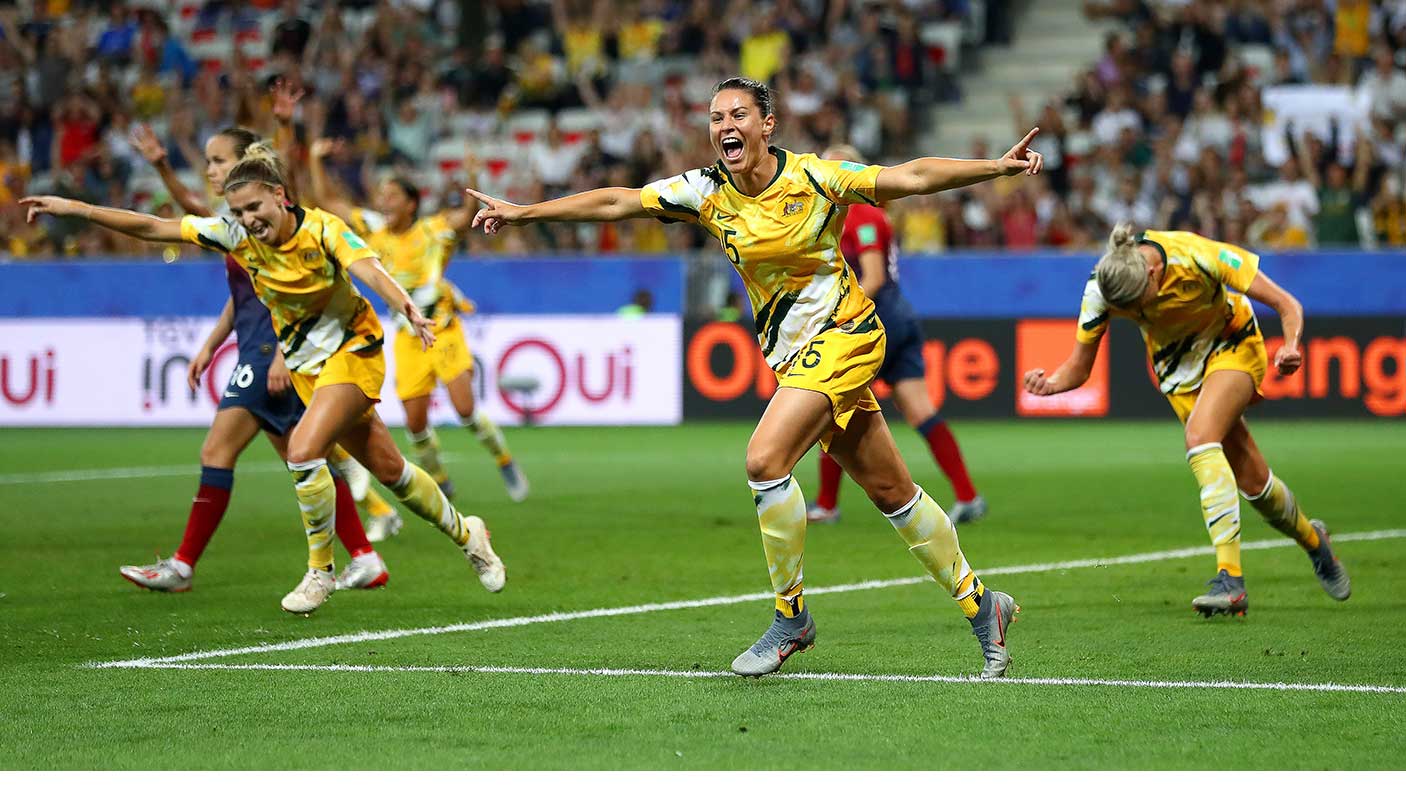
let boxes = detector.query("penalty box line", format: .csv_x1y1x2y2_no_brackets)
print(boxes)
88,529,1406,671
139,662,1406,696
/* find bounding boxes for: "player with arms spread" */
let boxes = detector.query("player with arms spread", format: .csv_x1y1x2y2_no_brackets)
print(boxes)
118,120,391,594
307,139,527,504
806,143,985,527
22,150,506,615
467,77,1043,678
1023,224,1350,616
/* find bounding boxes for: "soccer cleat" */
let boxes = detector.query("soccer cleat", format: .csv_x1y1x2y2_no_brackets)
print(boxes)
364,510,403,543
1192,569,1249,617
969,590,1018,678
281,568,336,614
119,557,192,593
948,495,988,525
805,502,841,524
438,477,457,501
499,461,529,502
730,608,817,677
340,458,372,502
461,515,506,592
1307,520,1350,601
335,552,389,590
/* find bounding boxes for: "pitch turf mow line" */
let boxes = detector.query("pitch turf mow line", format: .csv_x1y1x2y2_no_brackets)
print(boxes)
133,661,1406,695
88,529,1406,670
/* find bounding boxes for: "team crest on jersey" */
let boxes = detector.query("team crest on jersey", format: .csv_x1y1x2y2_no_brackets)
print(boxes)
302,250,319,262
783,200,804,216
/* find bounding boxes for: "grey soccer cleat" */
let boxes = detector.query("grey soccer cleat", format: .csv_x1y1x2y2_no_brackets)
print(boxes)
969,590,1018,678
499,461,529,502
731,609,816,677
948,495,988,525
805,502,841,525
1192,569,1248,617
1307,520,1350,601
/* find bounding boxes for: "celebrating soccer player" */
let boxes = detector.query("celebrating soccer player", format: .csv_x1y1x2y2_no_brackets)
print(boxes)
465,77,1042,678
1023,224,1351,616
118,121,393,593
22,148,506,615
806,143,985,528
307,138,527,504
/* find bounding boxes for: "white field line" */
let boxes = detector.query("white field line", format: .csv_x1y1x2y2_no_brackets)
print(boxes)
136,661,1406,695
0,453,468,485
88,528,1406,670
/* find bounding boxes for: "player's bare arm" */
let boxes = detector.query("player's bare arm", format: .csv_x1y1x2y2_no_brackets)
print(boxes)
188,297,236,392
856,249,887,295
346,257,435,349
1245,271,1305,376
130,125,214,217
466,187,649,233
874,127,1044,202
1023,339,1099,396
20,197,185,243
306,139,357,221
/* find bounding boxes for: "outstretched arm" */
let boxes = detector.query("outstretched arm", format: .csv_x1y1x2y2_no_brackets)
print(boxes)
466,186,649,233
1022,339,1100,396
1245,271,1304,376
346,257,435,349
875,128,1044,202
20,196,185,242
307,138,358,220
131,124,214,216
188,297,236,392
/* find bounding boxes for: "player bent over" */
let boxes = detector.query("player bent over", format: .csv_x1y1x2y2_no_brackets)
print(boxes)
1023,225,1349,616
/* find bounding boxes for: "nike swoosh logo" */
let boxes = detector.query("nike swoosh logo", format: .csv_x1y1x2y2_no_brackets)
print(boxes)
223,391,238,398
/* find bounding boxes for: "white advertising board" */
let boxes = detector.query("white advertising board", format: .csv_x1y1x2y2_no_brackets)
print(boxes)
0,316,681,427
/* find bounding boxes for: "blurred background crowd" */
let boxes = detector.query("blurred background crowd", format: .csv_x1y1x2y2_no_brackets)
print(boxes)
1,0,1404,259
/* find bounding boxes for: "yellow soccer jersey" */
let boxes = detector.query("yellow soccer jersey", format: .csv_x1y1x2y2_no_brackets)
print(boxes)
181,206,383,374
641,147,883,369
348,209,460,333
1077,230,1262,394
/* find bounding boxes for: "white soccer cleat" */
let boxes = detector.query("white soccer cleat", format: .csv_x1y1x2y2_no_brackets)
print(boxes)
339,457,372,502
335,552,390,590
461,515,506,593
499,461,530,502
364,510,403,543
281,568,336,614
119,557,192,593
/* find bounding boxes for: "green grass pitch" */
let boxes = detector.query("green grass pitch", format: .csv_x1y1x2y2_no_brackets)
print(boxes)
1,419,1403,769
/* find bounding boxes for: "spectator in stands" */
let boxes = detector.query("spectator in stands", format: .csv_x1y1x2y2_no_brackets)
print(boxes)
1358,45,1406,122
1371,172,1406,246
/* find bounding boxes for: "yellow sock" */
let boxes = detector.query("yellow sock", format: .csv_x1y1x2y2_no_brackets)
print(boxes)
1188,443,1243,576
1243,472,1319,550
363,487,396,519
750,475,807,613
288,459,335,570
407,427,451,485
465,411,512,467
886,487,985,618
388,459,467,545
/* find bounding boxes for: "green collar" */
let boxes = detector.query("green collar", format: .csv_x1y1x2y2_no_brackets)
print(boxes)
716,146,787,196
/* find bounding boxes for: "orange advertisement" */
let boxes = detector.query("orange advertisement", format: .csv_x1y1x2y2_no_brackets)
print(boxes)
1015,319,1110,417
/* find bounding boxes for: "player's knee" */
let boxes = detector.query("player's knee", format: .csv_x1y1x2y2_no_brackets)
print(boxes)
199,439,238,469
1184,425,1221,451
745,447,791,483
365,447,406,485
285,439,319,466
864,478,913,514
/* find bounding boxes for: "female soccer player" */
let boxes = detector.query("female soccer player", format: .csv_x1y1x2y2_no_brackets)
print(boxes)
807,143,985,527
1022,224,1350,616
119,124,393,593
23,150,506,615
306,139,527,503
467,77,1041,678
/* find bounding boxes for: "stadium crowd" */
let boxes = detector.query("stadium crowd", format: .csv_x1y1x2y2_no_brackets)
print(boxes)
1,0,1403,259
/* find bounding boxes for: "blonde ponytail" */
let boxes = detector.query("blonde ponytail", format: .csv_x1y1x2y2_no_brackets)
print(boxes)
1095,223,1149,308
223,140,288,193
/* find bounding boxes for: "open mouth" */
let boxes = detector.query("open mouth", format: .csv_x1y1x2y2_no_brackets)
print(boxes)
721,136,744,163
248,220,270,238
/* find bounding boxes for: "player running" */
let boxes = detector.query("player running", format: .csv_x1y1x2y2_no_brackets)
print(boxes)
806,144,985,527
118,124,393,593
466,77,1041,678
306,138,527,503
1022,224,1350,616
23,148,506,615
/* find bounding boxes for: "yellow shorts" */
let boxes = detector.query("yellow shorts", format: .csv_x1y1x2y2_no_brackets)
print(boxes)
1164,332,1267,423
393,320,475,401
290,346,386,421
774,313,886,450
